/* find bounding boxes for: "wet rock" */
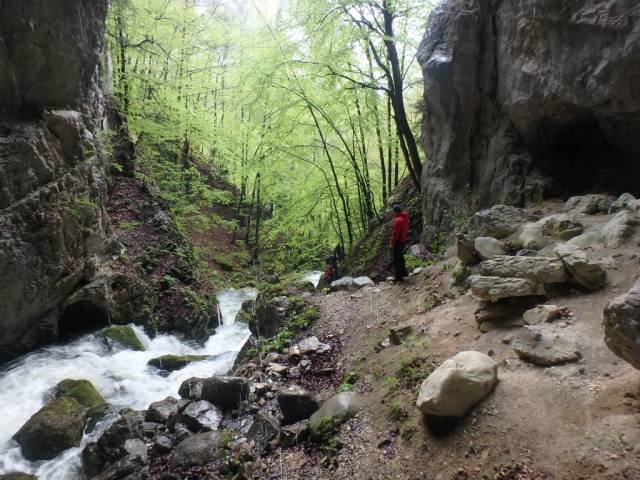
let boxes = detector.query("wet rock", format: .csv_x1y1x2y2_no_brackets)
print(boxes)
479,255,567,284
565,194,615,215
250,295,293,338
456,233,479,265
91,455,149,480
99,325,145,351
236,299,255,324
467,206,539,239
330,276,356,292
277,386,319,425
55,379,109,428
518,222,546,250
554,244,606,290
416,351,498,417
474,237,507,260
13,396,87,461
512,330,580,366
353,276,375,289
147,354,211,374
170,431,223,468
539,214,583,240
0,474,38,480
523,305,560,325
180,400,221,432
309,392,361,440
602,210,639,248
603,280,640,369
247,411,280,454
146,397,186,424
468,275,546,301
296,336,331,355
179,376,249,411
279,420,309,447
609,193,636,214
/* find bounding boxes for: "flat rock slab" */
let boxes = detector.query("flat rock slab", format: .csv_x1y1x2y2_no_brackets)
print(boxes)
468,275,546,301
512,330,580,367
523,305,560,325
479,256,567,283
554,244,606,290
467,205,539,239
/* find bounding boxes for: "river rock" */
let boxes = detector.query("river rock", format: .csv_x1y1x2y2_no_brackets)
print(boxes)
296,336,331,355
416,351,497,417
180,400,221,432
170,431,223,468
99,325,145,351
147,354,211,374
512,330,580,366
565,194,615,215
247,411,280,454
146,397,186,424
0,474,38,480
309,392,361,440
153,434,174,454
479,255,567,284
353,276,375,288
14,396,87,461
179,376,249,411
474,237,507,260
609,193,636,214
467,205,539,239
539,214,583,240
55,379,109,428
554,244,606,290
523,305,560,325
277,386,319,425
468,275,546,301
602,210,639,248
603,280,640,370
279,420,309,447
330,276,356,291
91,455,148,480
457,233,478,265
518,222,546,250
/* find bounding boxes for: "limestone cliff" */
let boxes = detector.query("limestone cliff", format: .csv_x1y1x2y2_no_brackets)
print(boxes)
418,0,640,235
0,0,110,361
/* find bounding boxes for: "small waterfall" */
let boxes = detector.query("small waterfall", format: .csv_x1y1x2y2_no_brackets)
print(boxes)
0,288,256,479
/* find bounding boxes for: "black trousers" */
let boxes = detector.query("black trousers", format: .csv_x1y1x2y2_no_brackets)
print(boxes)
392,241,408,281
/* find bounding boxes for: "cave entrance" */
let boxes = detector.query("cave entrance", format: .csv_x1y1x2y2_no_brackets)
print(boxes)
58,301,110,340
534,114,640,197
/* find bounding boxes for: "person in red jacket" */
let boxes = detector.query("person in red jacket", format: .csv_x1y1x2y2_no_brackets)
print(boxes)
389,204,409,282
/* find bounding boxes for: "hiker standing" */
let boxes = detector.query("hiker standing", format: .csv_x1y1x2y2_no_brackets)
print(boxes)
389,204,409,282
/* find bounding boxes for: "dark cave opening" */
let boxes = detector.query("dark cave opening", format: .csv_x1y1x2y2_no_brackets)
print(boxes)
58,301,110,340
534,114,640,198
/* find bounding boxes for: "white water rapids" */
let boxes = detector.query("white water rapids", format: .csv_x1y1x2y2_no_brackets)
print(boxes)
301,270,323,288
0,288,256,479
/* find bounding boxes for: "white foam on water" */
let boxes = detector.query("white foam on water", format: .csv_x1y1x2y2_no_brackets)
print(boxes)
0,288,256,479
302,270,323,288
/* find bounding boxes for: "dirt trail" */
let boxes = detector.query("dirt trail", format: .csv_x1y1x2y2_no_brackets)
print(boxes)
272,246,640,479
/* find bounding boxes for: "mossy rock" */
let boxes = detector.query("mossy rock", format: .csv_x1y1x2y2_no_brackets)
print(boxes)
55,379,110,429
0,473,39,480
100,325,145,351
147,354,211,374
309,392,361,442
13,396,87,461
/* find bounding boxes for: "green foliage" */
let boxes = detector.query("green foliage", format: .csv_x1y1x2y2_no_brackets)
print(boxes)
337,371,359,393
397,356,435,391
404,254,426,271
310,416,343,455
119,220,140,231
64,198,98,224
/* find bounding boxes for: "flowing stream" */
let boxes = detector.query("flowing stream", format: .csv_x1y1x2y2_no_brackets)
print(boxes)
0,288,256,479
302,270,323,288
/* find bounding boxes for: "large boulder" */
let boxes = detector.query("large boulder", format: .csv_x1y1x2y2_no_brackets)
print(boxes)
0,474,38,480
250,295,293,338
170,431,223,468
539,214,583,240
99,325,145,351
330,276,356,292
353,276,375,289
468,275,546,301
554,244,606,290
246,411,280,454
609,193,636,214
147,354,211,374
179,376,249,411
418,0,640,234
474,237,507,260
601,210,639,248
309,392,361,440
565,195,615,215
603,280,640,369
467,206,539,239
180,400,221,432
54,379,109,427
13,396,87,461
416,351,498,417
146,397,187,424
478,256,567,284
277,386,320,425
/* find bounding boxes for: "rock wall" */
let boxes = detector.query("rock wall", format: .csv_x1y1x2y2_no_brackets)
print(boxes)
0,0,110,361
418,0,640,232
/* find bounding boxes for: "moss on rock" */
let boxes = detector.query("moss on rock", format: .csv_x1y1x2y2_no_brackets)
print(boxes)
99,325,145,351
55,379,110,429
